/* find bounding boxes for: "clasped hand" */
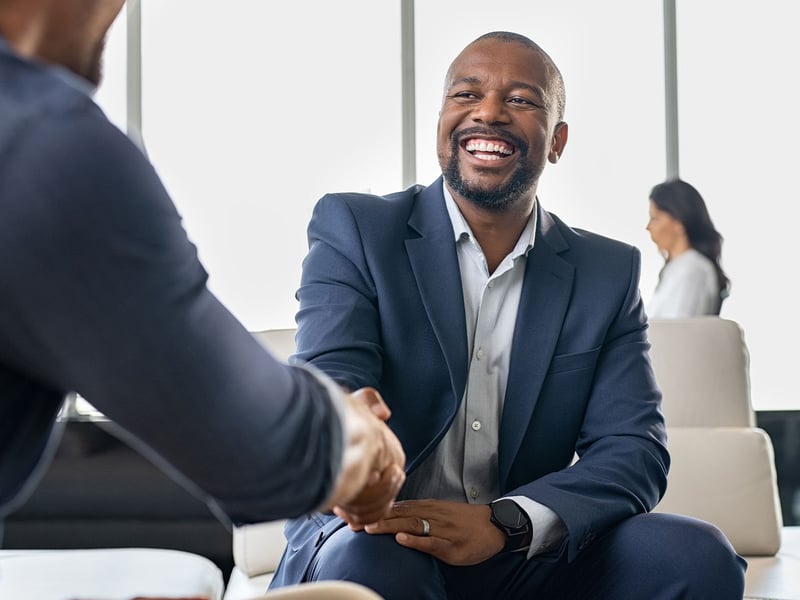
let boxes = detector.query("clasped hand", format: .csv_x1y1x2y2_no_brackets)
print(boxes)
363,499,507,566
325,387,406,526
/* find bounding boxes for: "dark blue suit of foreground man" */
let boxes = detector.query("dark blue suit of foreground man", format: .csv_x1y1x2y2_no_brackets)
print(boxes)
0,0,405,546
269,32,746,599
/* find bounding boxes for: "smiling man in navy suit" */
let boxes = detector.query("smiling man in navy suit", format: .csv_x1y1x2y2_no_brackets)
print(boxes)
270,31,746,599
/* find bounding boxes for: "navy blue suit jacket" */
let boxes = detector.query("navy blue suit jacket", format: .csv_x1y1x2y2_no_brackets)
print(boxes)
271,178,669,586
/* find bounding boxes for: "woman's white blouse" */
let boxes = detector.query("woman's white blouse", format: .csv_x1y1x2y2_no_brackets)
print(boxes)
647,248,720,319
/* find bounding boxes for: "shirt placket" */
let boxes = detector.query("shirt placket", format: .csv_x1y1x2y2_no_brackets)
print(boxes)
462,272,505,505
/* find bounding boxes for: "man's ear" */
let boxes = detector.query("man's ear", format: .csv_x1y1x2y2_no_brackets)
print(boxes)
548,121,569,163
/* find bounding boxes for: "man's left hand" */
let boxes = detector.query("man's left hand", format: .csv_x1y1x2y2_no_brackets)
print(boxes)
363,499,506,566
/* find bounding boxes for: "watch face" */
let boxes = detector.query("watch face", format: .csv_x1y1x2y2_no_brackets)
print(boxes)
493,499,526,529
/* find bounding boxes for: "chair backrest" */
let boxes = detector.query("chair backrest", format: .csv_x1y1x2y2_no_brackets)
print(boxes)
647,317,783,556
647,317,754,427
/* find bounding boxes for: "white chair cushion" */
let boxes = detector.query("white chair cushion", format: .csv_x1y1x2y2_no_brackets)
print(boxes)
654,427,783,556
224,566,274,600
0,547,224,600
648,317,754,427
232,520,287,577
224,569,385,600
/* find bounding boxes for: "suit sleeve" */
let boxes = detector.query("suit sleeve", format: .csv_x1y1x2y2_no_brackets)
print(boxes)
293,194,384,392
0,106,343,525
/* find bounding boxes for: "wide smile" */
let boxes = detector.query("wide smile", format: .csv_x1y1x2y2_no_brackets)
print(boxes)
462,137,516,162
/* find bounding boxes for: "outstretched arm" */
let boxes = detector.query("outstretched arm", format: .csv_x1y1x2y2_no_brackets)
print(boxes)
0,106,400,524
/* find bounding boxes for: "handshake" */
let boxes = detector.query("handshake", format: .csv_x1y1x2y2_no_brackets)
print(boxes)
323,387,406,529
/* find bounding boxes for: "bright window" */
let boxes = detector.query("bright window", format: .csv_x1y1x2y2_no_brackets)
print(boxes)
91,1,798,410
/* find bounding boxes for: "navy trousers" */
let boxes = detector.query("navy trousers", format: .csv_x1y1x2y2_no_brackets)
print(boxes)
306,513,746,599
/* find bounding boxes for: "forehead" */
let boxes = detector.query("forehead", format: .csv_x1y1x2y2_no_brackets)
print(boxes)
446,39,550,90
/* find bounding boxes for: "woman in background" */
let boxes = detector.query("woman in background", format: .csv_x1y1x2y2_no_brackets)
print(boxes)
646,178,730,318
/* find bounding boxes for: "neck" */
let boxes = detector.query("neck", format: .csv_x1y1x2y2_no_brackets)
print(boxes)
667,239,691,261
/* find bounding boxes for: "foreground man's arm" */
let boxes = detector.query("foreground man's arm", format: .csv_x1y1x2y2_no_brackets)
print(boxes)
0,64,404,524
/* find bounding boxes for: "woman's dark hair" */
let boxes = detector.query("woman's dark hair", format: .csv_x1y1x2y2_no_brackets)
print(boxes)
649,178,730,303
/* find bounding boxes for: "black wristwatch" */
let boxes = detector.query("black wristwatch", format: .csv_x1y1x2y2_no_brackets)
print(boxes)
489,498,533,553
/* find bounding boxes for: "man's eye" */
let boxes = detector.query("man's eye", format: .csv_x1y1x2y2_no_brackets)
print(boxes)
508,97,536,107
451,92,478,100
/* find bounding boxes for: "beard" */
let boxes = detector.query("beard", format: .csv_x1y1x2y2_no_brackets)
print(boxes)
441,131,540,211
84,36,106,87
55,33,106,87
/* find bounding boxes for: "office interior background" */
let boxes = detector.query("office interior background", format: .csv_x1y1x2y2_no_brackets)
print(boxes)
3,3,799,588
95,0,799,417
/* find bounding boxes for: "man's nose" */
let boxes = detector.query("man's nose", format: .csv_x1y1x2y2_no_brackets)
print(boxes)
472,93,510,125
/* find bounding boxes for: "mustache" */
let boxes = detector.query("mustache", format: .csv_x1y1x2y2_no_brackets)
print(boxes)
452,127,529,156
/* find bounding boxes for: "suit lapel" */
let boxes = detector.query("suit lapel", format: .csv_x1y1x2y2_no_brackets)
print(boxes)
405,178,469,407
499,205,574,485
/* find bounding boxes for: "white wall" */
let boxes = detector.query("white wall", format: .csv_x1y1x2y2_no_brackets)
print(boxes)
94,1,798,410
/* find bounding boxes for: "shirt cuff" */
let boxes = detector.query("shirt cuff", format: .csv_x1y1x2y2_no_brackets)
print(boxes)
505,495,567,558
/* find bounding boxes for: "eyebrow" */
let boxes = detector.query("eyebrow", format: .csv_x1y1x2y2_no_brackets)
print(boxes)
448,76,547,100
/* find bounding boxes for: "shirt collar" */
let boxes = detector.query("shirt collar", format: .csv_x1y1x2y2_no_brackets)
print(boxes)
442,180,538,258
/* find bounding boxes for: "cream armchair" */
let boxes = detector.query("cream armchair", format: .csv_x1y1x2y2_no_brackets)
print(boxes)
648,317,800,599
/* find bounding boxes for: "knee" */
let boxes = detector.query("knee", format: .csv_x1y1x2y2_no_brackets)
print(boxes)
631,513,746,598
310,530,443,599
675,517,746,596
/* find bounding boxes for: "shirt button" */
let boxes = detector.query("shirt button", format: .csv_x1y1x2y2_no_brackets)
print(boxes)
476,348,484,360
470,487,479,499
471,420,482,431
487,280,495,289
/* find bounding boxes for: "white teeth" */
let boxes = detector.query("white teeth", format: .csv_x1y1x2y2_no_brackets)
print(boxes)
465,140,512,155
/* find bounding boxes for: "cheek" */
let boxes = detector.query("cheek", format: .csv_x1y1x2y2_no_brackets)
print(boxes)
650,225,664,243
436,119,457,158
437,113,456,141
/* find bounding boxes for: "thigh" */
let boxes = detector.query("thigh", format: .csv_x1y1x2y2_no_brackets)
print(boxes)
308,527,446,600
540,513,746,600
439,549,565,600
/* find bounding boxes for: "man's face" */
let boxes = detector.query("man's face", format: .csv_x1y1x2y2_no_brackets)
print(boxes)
436,38,566,211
